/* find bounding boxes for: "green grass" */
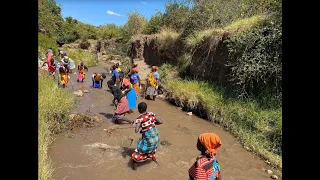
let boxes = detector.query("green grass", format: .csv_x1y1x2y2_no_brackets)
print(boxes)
38,71,75,180
159,64,282,169
61,48,97,67
185,15,267,47
38,33,59,56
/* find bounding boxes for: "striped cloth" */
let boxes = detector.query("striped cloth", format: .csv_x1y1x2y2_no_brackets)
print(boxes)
189,156,221,180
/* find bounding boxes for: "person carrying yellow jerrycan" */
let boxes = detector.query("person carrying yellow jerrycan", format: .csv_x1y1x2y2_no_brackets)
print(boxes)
77,61,88,82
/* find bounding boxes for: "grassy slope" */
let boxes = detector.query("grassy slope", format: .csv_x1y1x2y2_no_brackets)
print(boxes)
156,15,282,170
60,48,97,67
38,71,75,180
159,63,282,169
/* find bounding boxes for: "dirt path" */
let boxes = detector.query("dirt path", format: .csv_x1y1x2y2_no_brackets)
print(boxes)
49,61,281,180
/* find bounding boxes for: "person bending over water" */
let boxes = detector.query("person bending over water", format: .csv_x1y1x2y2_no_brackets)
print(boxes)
112,90,134,124
92,73,106,88
131,102,163,170
188,133,222,180
120,76,137,113
77,61,88,82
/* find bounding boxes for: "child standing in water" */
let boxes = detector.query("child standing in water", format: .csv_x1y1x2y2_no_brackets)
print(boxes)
131,102,163,170
188,133,222,180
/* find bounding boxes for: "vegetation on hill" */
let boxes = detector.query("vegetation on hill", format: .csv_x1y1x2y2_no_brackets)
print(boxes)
38,0,282,178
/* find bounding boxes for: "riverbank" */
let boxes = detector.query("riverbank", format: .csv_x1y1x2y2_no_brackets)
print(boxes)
158,64,282,170
38,46,98,180
38,70,75,180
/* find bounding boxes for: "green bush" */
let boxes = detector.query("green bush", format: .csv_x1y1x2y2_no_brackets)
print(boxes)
144,12,164,34
161,0,190,32
38,0,63,37
38,33,58,55
226,16,282,99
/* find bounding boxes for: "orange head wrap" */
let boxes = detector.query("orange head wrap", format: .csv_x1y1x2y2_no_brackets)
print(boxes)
122,78,131,86
198,133,222,157
152,66,158,70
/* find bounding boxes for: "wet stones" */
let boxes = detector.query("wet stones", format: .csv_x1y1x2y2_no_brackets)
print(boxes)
73,90,84,97
266,169,273,174
271,175,278,179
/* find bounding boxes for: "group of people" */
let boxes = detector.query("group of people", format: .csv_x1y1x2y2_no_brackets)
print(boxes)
107,64,222,180
43,48,93,88
43,49,223,179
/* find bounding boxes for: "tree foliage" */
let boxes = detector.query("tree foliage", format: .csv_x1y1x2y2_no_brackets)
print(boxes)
161,0,190,32
38,0,63,37
122,11,147,39
144,12,164,34
226,17,282,98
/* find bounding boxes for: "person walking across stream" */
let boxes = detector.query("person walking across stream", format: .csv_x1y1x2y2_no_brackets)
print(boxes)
131,102,163,170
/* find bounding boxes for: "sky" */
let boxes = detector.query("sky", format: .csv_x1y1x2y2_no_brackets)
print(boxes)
55,0,174,27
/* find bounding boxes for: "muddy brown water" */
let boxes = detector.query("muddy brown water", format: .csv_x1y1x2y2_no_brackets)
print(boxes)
49,65,282,180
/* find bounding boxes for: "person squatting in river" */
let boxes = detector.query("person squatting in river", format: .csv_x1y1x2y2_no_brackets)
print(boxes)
112,88,134,124
120,74,137,113
92,72,106,88
77,61,88,82
61,56,71,74
58,65,69,88
131,102,163,170
188,133,222,180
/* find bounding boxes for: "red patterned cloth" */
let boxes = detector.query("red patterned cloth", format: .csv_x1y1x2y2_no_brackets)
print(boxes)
135,112,156,132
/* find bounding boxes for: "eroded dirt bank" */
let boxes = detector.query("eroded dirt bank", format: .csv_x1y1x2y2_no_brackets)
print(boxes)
49,62,281,180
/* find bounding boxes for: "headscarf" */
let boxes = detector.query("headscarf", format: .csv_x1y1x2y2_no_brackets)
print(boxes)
152,66,158,70
46,49,53,54
198,133,222,157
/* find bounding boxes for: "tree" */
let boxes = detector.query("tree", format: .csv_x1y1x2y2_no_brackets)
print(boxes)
123,11,147,38
144,12,164,34
38,0,64,37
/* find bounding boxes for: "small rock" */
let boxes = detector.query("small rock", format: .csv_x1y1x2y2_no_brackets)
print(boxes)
83,89,89,93
266,169,273,175
69,114,76,120
244,146,251,151
270,175,278,179
73,90,83,97
187,112,192,116
176,107,182,110
158,94,165,99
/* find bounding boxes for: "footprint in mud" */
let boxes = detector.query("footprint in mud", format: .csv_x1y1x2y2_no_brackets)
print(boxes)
176,124,192,135
160,140,172,146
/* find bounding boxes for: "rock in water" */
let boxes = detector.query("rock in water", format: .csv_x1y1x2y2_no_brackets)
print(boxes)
73,90,83,97
266,169,273,175
187,112,192,116
270,175,278,179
